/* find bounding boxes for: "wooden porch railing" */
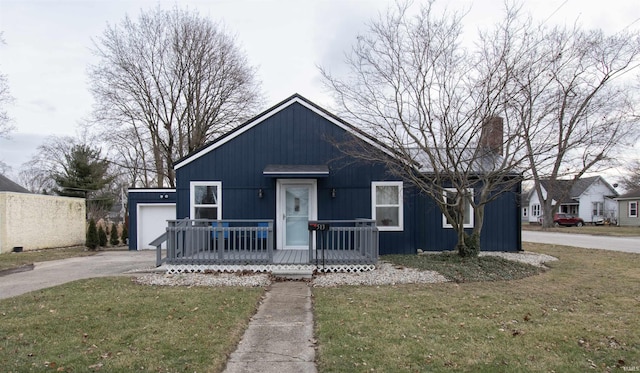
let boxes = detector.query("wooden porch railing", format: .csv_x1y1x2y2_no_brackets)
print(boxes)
151,218,378,268
153,219,274,266
308,219,379,268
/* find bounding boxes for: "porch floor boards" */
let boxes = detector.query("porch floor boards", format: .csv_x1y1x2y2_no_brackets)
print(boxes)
171,248,372,265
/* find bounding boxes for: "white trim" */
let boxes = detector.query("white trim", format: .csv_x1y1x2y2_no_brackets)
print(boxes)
442,188,474,228
276,179,317,250
532,204,541,217
174,96,395,169
190,181,222,219
129,189,176,193
136,203,175,250
371,181,404,231
263,171,330,175
163,263,376,274
629,201,638,218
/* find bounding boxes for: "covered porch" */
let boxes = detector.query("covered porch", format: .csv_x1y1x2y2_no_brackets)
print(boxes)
152,219,379,273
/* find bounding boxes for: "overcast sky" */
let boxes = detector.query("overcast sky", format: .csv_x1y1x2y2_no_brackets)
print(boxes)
0,0,638,181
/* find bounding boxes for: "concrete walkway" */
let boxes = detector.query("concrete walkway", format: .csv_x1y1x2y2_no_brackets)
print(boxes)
223,281,317,373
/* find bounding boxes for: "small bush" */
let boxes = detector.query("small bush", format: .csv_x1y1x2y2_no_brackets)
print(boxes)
86,219,99,250
109,222,119,246
121,224,128,245
98,225,108,247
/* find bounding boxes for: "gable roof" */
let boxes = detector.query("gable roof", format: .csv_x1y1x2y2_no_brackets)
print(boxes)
174,93,394,170
0,173,29,193
539,176,618,203
616,188,640,200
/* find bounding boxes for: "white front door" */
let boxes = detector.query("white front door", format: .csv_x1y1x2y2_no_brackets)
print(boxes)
276,179,317,250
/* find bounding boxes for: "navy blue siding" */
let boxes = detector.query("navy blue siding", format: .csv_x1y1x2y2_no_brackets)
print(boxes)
127,189,176,250
175,101,521,254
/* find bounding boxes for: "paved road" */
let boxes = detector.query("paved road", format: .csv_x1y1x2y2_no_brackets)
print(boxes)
0,250,157,300
522,231,640,254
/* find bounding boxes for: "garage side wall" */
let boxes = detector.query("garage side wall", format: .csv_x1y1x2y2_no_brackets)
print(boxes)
0,192,86,253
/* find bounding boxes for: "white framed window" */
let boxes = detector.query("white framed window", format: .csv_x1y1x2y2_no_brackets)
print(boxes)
592,202,603,216
190,181,222,219
629,201,638,218
371,181,403,231
522,207,528,217
532,204,541,217
442,188,474,228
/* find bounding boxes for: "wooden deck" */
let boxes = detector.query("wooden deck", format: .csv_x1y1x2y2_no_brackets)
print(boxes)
168,248,371,265
155,219,378,269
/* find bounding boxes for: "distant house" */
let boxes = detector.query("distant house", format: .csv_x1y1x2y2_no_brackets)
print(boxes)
615,189,640,227
521,190,530,223
527,176,618,224
0,173,29,193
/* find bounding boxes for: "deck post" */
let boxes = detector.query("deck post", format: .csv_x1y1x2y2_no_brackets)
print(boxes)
268,221,274,261
216,221,225,260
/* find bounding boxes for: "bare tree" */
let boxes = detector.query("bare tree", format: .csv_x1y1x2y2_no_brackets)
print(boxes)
322,2,531,256
19,136,121,220
618,160,640,192
19,136,78,194
509,18,640,227
0,32,14,140
88,6,263,188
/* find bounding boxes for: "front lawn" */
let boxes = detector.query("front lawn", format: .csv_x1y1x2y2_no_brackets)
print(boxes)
0,278,263,372
3,243,639,372
314,243,640,372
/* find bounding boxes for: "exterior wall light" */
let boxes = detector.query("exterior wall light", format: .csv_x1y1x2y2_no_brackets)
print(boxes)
258,188,264,199
331,188,336,198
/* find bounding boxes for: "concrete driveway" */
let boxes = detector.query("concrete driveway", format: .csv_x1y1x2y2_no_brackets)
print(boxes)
0,250,157,300
522,230,640,254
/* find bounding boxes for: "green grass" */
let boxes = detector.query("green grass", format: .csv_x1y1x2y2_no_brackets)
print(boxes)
0,246,100,272
314,243,640,372
522,224,640,237
383,253,542,282
0,278,264,372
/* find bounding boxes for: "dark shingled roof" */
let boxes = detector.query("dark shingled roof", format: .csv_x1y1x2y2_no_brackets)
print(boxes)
616,188,640,200
539,176,617,204
0,173,29,193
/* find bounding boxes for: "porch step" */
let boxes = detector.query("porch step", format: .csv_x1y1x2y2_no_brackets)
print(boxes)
271,268,314,279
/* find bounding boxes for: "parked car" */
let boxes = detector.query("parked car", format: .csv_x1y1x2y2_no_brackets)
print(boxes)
553,213,584,227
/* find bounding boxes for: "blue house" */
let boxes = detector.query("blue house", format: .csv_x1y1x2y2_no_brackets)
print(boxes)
134,94,521,272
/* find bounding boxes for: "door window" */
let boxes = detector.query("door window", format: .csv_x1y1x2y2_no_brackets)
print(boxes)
285,186,310,247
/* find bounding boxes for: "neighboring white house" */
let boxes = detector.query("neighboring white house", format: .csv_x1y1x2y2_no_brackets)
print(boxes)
526,176,619,224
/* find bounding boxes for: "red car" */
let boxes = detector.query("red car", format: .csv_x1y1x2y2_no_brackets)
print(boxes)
553,213,584,227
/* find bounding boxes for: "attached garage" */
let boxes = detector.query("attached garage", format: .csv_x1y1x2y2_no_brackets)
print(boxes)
136,203,175,250
128,189,176,250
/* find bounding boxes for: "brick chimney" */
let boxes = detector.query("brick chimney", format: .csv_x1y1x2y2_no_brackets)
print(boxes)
479,116,503,155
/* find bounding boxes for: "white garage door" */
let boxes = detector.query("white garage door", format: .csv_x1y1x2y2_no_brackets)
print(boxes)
137,204,176,250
